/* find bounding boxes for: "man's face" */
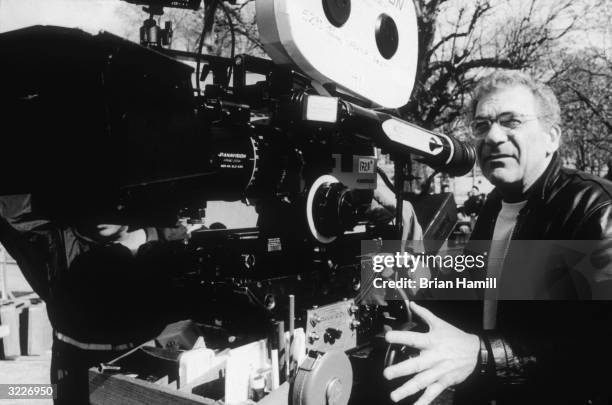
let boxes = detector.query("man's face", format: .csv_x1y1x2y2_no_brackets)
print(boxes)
474,86,558,194
96,224,125,238
77,223,126,243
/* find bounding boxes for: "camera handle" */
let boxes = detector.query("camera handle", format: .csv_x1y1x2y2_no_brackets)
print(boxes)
139,6,173,48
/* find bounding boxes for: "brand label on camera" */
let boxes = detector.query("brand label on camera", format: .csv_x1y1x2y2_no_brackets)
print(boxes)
358,158,375,174
218,152,247,169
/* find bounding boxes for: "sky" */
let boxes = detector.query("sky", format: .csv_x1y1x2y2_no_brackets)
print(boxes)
2,0,608,50
0,0,129,35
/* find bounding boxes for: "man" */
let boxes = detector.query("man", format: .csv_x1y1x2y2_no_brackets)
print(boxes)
0,195,187,404
463,185,484,216
384,71,612,404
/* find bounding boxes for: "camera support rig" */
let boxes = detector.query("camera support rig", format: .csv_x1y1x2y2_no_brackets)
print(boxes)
126,0,201,48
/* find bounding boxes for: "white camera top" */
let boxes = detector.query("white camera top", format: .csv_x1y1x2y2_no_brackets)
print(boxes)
256,0,419,109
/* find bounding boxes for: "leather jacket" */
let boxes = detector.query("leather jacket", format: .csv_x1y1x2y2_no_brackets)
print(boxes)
455,154,612,404
471,153,612,242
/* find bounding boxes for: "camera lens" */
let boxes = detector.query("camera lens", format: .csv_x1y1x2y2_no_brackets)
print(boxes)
322,0,351,28
312,181,354,238
375,14,399,60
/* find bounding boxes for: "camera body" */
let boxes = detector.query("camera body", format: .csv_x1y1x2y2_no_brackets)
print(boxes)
0,26,381,237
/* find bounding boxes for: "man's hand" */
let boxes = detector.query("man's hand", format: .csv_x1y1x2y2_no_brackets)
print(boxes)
384,302,479,404
113,227,146,255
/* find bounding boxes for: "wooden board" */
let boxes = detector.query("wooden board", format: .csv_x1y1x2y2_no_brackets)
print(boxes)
0,304,20,358
0,324,9,338
89,369,218,405
23,302,52,355
225,338,269,404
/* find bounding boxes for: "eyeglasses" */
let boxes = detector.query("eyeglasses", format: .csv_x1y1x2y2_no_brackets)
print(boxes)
470,112,541,138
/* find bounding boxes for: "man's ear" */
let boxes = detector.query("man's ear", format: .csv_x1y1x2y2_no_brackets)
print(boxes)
546,124,561,155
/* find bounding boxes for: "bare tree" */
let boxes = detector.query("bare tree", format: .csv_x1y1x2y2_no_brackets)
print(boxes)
118,0,595,118
397,0,598,187
116,1,263,56
543,1,612,174
548,49,612,174
403,0,595,130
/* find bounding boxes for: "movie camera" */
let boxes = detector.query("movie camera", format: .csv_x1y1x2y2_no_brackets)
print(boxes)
0,1,474,404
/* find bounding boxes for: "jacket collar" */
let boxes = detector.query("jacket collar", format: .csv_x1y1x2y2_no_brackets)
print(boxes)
527,152,562,203
467,154,563,255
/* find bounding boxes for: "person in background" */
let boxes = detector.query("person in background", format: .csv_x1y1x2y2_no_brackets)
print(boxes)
463,185,485,216
0,194,187,404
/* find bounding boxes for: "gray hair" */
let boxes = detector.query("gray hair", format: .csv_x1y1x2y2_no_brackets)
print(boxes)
470,70,561,130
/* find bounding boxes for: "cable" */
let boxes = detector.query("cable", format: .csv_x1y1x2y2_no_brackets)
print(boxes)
219,1,236,87
394,271,413,325
353,258,381,304
195,12,206,94
196,0,219,95
376,166,395,193
422,170,440,194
